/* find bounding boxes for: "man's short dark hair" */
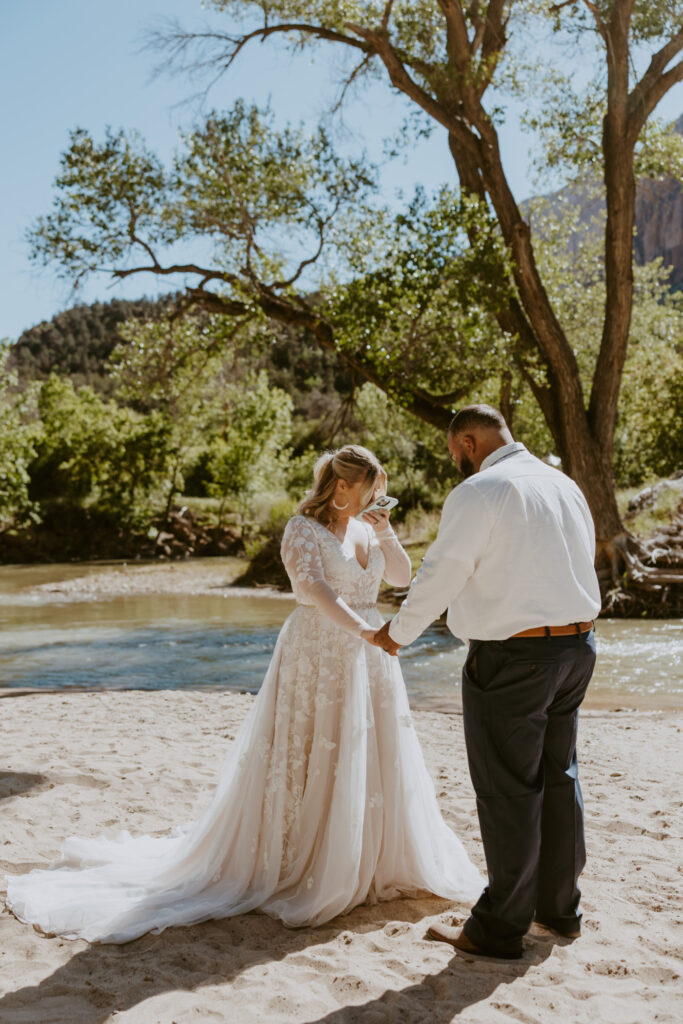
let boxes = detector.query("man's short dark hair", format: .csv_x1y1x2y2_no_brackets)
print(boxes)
448,404,508,436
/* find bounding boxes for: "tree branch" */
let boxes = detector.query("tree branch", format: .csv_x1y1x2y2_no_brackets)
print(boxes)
331,52,376,114
127,207,164,271
628,26,683,137
437,0,472,69
549,0,607,38
267,211,329,290
380,0,395,33
476,0,509,95
345,21,483,164
468,0,483,44
183,288,248,317
580,0,607,37
151,20,371,76
182,279,457,430
112,262,240,286
480,0,508,67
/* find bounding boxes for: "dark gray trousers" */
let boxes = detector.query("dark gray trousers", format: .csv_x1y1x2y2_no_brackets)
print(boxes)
461,630,596,956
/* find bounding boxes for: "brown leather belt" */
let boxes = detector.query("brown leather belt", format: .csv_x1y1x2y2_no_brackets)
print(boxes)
510,621,594,639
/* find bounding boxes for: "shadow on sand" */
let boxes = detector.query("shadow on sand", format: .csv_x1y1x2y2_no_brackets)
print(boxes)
0,895,566,1024
0,771,48,802
304,929,565,1023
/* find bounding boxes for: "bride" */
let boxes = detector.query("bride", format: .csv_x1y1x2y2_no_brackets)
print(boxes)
5,444,482,943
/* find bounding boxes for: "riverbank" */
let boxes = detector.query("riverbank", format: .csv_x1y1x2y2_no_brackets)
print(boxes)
4,556,287,603
0,691,680,1023
1,559,681,710
1,474,681,615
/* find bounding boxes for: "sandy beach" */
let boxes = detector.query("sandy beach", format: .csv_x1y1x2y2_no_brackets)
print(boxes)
0,690,680,1023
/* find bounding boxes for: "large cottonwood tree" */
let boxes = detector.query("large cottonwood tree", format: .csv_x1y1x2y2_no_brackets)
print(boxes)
29,0,683,589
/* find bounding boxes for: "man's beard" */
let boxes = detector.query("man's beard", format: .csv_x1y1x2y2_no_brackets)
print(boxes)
459,454,475,478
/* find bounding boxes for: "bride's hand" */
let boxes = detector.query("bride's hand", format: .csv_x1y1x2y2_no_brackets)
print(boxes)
361,628,380,644
361,509,391,533
362,624,401,655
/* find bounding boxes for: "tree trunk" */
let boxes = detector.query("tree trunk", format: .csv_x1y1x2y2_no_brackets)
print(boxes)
499,370,513,429
560,422,625,545
163,456,182,526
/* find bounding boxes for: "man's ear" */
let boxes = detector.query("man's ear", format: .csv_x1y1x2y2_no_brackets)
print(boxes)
462,433,477,455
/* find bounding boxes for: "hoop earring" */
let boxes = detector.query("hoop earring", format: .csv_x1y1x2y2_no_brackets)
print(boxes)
331,498,350,510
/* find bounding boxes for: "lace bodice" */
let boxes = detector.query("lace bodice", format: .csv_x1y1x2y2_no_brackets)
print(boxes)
281,515,412,636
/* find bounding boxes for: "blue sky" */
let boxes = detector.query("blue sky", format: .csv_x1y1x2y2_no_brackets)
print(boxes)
1,1,681,343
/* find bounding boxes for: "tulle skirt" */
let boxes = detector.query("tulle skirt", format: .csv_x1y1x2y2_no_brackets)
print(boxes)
5,605,482,942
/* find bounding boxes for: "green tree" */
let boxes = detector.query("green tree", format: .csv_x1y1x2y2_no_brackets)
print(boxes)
517,193,683,486
31,376,172,523
28,106,506,427
0,365,40,529
354,382,453,509
109,314,296,528
27,0,683,589
204,370,294,532
110,312,241,520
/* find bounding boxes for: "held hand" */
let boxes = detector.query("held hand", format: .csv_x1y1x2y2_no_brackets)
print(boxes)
361,627,389,649
369,620,402,656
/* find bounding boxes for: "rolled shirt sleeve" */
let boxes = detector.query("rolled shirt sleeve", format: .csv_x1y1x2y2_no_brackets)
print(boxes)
388,484,492,647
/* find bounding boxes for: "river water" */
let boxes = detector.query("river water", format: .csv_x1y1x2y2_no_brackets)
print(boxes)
0,562,680,711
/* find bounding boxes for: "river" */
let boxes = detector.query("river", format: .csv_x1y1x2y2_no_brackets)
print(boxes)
0,561,680,711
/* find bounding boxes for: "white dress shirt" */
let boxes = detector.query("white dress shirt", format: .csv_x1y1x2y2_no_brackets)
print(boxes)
388,442,601,645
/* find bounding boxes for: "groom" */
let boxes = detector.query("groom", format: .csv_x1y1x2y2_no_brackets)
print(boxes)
371,404,601,960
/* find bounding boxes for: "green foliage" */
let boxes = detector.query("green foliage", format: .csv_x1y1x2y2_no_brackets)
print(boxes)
535,0,683,45
519,196,683,484
109,314,295,526
325,188,512,401
0,366,40,529
612,272,683,484
29,128,173,283
29,103,377,302
109,313,230,513
16,0,683,556
265,323,354,451
207,1,448,66
523,70,683,184
31,376,172,522
175,102,376,280
204,370,294,526
9,296,352,434
111,312,232,416
353,383,453,509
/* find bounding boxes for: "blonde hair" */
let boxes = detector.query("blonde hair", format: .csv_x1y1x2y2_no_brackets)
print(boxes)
298,445,386,526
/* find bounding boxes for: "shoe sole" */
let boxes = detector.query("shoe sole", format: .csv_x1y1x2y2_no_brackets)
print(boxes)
534,921,581,940
425,927,523,960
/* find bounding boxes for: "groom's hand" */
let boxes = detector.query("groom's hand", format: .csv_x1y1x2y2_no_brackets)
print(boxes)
371,620,402,656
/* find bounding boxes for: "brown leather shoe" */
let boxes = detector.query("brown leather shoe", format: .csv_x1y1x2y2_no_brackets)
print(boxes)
534,917,581,939
425,922,522,960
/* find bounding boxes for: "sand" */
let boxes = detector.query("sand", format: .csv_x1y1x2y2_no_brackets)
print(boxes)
0,690,681,1024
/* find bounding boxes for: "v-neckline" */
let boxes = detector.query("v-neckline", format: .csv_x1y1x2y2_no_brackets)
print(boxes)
310,516,372,572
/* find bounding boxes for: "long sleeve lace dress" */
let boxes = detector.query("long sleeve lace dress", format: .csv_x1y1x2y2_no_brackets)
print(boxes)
4,515,482,943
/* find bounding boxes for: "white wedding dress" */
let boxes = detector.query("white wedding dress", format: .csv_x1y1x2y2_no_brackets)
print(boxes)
5,515,482,943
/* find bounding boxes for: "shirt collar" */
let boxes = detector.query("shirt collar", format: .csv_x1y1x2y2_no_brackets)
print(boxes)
479,441,527,473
